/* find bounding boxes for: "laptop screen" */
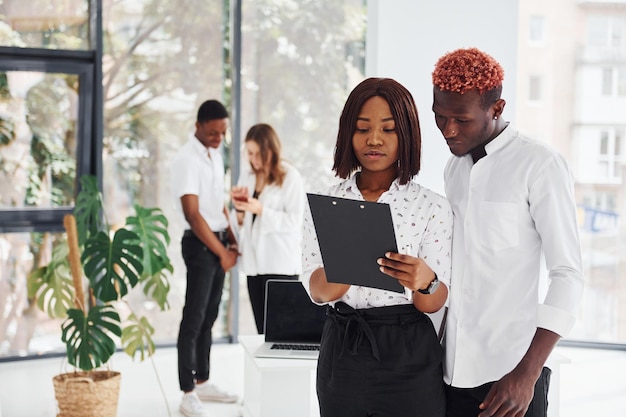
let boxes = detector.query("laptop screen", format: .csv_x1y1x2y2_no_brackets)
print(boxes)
263,280,327,344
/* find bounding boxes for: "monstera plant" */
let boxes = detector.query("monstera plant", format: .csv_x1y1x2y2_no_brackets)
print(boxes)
27,174,173,417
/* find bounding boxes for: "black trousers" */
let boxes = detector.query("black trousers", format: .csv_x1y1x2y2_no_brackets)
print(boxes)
317,302,445,417
445,366,552,417
247,274,298,334
177,231,227,392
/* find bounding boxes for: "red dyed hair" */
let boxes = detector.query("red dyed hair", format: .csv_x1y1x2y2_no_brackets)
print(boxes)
432,47,504,95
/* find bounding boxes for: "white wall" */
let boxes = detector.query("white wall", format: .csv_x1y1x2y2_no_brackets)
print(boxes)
366,0,519,194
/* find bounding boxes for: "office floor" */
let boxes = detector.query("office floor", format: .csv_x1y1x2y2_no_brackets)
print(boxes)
1,281,625,416
1,342,625,417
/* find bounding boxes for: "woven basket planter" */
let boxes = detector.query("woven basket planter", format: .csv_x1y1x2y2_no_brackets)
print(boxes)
53,370,121,417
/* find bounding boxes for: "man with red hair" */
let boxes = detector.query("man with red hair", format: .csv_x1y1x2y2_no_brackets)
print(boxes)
432,47,584,417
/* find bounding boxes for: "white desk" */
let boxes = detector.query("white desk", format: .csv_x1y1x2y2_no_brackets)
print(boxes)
239,335,320,417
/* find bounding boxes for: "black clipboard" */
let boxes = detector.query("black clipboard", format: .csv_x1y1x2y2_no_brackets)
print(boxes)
307,193,403,293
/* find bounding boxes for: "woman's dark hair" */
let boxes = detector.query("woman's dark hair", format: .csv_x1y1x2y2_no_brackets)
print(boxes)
197,99,229,122
332,77,421,185
245,123,286,186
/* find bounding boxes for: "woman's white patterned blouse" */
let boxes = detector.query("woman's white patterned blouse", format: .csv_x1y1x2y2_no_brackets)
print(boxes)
300,174,453,309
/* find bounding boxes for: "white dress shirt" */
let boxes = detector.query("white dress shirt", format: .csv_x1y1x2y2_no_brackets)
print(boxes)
170,135,229,232
443,124,584,388
237,162,305,276
300,174,453,309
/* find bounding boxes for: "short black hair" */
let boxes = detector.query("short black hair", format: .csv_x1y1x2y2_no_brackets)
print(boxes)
197,100,229,122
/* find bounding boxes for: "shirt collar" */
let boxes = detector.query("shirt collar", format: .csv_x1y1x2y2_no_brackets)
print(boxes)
342,172,405,198
484,123,515,155
470,123,515,163
189,133,215,158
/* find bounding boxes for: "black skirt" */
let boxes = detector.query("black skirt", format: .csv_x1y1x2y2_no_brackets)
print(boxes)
316,302,445,417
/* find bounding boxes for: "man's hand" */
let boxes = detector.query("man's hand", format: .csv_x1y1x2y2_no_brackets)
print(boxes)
220,249,238,272
479,328,559,417
478,366,538,417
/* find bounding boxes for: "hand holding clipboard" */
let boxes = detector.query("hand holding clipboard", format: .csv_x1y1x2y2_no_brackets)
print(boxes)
307,193,404,293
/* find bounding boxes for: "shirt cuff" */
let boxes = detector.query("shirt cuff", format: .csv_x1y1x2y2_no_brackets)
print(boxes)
537,303,576,337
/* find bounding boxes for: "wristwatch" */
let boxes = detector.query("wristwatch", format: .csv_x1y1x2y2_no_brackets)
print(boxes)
417,273,439,295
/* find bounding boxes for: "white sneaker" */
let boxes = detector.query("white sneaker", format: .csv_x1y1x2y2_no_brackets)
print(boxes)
179,392,211,417
195,381,238,403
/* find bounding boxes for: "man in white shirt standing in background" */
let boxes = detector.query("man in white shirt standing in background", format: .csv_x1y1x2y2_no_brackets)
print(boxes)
170,99,239,417
431,47,584,417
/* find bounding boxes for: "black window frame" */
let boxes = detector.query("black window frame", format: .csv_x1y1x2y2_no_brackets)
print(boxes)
0,0,103,234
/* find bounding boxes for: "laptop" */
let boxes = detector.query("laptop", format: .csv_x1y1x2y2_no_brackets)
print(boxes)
254,279,327,360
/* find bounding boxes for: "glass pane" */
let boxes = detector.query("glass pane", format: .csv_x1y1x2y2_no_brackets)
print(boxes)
0,71,79,210
241,0,367,194
0,232,65,358
611,16,625,47
587,15,608,46
0,0,90,50
101,0,228,342
600,131,609,155
602,68,613,95
519,5,626,345
618,67,626,96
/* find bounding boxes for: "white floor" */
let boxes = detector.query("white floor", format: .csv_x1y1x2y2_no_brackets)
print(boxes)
0,343,244,417
1,342,625,417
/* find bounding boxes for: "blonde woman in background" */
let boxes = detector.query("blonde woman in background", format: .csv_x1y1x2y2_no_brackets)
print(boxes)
232,123,306,333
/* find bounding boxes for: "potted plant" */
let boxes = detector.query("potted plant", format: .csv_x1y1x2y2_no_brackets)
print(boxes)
27,174,173,417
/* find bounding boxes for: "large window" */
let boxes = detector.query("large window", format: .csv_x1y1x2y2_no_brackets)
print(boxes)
5,0,626,360
0,0,368,358
504,1,626,346
0,0,98,358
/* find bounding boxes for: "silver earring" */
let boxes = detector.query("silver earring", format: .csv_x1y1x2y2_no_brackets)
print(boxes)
494,116,498,120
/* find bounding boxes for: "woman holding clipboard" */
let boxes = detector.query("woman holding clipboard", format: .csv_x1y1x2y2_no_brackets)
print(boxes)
300,78,452,417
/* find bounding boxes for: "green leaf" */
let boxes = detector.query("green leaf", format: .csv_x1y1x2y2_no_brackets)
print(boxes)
0,114,16,145
74,175,106,246
121,313,155,361
141,262,173,310
126,205,173,308
27,243,75,318
81,229,144,302
61,305,121,371
126,205,172,276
